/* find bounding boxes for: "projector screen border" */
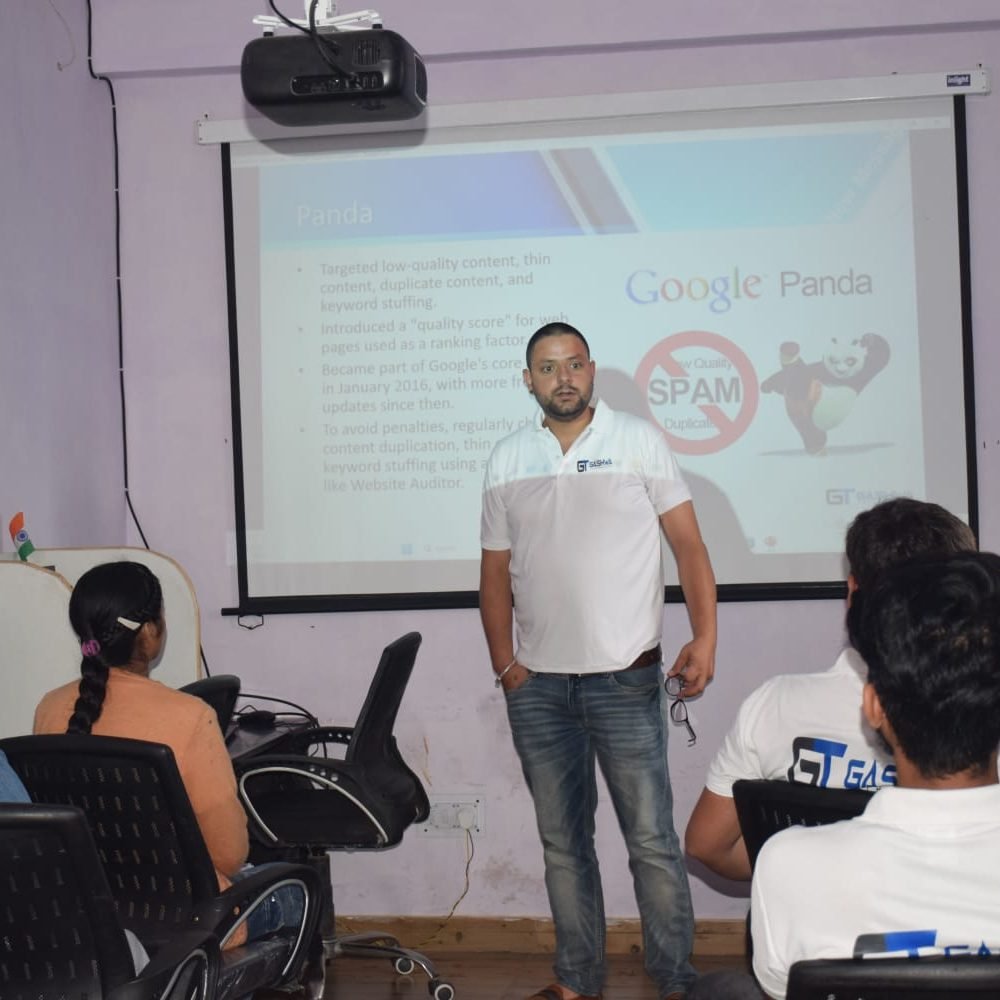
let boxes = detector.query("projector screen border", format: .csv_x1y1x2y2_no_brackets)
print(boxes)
198,67,990,145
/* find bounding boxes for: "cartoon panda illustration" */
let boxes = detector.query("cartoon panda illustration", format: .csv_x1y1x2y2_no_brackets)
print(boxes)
761,333,890,454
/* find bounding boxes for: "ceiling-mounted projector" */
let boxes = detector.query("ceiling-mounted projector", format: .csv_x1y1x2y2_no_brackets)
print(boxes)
242,26,427,127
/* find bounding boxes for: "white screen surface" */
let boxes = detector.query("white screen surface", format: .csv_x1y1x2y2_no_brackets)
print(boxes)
224,93,974,609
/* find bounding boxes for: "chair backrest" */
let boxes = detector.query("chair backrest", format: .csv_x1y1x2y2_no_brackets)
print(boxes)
733,778,874,869
235,631,428,853
0,561,78,738
787,955,1000,998
0,546,202,689
346,631,422,764
179,674,242,732
0,547,203,740
0,802,138,998
0,734,219,942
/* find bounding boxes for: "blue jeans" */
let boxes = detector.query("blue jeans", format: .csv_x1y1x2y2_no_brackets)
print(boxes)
505,663,695,998
0,751,29,803
232,863,307,941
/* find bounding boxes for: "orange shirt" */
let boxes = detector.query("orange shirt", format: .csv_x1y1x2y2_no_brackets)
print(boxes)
34,668,249,883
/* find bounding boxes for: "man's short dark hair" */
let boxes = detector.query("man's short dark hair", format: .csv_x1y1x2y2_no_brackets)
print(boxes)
847,550,1000,778
525,322,590,368
845,497,976,590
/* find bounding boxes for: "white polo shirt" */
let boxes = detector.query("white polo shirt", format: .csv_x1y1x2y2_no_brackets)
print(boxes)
705,648,896,794
480,399,691,673
751,784,1000,1000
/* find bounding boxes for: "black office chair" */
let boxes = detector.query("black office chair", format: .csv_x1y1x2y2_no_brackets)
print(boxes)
733,778,875,964
0,801,219,1000
179,673,242,732
233,631,455,1000
1,734,324,1000
732,778,874,870
787,955,1000,998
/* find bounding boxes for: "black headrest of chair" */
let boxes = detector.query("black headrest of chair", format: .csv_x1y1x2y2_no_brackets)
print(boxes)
733,778,874,869
179,674,242,731
788,955,1000,998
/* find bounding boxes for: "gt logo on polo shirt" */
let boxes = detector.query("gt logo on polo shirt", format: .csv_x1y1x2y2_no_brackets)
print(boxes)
576,458,614,472
787,735,897,789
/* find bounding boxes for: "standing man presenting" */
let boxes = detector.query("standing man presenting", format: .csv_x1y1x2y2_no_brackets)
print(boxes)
480,322,717,1000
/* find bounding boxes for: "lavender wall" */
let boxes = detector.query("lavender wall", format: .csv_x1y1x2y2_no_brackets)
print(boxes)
9,1,1000,922
1,0,123,544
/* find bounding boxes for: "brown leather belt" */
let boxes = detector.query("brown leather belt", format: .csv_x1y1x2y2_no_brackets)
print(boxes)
552,644,663,678
622,644,662,671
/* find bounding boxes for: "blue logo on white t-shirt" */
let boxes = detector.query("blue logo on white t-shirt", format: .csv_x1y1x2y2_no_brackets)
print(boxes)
787,736,896,788
854,930,997,959
576,458,613,472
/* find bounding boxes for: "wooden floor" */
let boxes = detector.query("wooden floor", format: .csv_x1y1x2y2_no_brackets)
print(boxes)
261,950,750,999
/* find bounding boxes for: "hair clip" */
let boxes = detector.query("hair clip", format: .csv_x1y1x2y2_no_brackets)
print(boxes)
81,639,101,657
116,616,141,630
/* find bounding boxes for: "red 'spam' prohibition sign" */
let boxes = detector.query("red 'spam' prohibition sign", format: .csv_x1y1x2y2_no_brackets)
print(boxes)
635,331,759,455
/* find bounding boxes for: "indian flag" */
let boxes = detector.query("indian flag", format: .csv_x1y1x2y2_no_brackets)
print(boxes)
8,512,35,562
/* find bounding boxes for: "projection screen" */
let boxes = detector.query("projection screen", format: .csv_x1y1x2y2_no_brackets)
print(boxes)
221,89,976,612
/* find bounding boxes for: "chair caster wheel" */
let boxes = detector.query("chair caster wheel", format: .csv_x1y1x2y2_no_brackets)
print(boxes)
430,978,455,1000
394,956,416,975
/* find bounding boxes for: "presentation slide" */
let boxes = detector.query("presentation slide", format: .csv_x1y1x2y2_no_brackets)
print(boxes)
225,94,972,607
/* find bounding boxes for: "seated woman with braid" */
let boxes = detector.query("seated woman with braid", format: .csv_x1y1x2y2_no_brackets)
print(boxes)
33,561,250,927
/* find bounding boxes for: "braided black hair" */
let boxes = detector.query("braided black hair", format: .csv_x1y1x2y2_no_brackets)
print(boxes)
66,561,164,735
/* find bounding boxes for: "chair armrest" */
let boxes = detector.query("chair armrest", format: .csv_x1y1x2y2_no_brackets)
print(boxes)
229,724,354,759
236,753,374,798
192,861,323,989
109,929,220,1000
195,862,321,945
235,754,392,848
263,725,355,755
234,752,371,798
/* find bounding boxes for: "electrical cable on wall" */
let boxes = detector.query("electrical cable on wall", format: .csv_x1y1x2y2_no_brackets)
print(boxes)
415,827,475,947
46,0,76,71
84,1,150,553
338,826,475,947
85,1,215,678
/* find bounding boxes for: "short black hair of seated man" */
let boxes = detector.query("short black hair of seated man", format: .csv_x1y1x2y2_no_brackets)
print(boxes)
844,497,978,594
847,550,1000,781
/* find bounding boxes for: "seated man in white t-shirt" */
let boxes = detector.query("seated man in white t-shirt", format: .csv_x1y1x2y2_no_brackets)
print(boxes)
685,497,977,880
752,550,1000,999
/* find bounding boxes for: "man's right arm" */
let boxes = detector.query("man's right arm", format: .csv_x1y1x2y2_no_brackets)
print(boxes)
479,547,516,680
686,685,770,881
685,787,752,881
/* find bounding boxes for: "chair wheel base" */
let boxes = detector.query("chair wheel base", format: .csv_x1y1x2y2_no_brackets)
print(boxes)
430,977,456,1000
326,931,445,990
